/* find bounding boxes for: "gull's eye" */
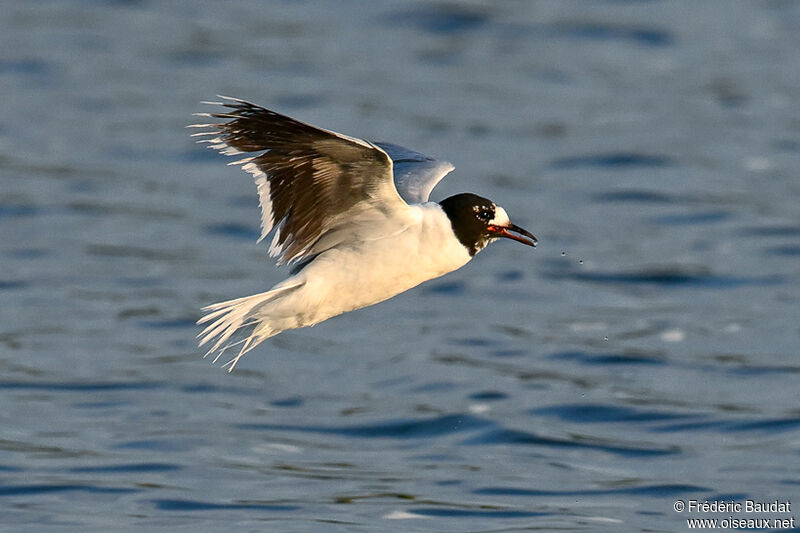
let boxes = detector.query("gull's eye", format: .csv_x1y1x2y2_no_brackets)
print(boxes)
476,208,493,221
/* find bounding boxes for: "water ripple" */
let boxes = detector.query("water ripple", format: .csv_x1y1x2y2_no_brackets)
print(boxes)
0,484,135,497
204,223,260,241
468,391,508,401
531,403,692,423
137,318,197,329
542,266,784,289
241,414,490,439
550,152,674,169
114,439,194,452
270,396,304,408
766,245,800,257
410,507,547,518
548,351,665,366
386,5,489,34
545,22,673,46
0,203,39,217
0,280,29,291
654,416,800,434
535,404,800,436
0,381,161,392
461,428,678,457
648,211,731,226
84,244,195,261
70,463,180,473
152,499,300,512
422,280,465,295
592,189,677,203
474,483,710,498
739,225,800,237
0,58,52,76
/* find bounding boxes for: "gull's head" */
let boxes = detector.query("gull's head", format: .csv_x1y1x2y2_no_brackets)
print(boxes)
439,193,538,256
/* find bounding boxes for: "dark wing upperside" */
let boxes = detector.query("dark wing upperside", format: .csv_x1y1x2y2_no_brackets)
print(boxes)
190,97,409,265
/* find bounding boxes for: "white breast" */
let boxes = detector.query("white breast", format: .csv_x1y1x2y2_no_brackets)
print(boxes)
288,203,472,325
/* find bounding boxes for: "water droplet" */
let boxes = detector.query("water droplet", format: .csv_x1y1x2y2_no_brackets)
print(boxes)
578,259,584,265
603,336,608,341
560,251,566,256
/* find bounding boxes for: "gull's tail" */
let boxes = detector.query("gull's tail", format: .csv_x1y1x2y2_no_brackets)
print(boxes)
197,281,303,371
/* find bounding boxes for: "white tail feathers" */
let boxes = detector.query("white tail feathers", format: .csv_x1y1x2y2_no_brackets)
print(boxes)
197,282,303,371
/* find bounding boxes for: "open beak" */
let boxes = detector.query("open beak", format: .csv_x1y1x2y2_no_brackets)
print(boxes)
487,223,538,247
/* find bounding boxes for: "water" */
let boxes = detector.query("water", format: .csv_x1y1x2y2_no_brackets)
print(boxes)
1,1,799,531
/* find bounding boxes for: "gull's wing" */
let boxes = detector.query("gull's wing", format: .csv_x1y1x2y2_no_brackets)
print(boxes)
375,142,455,205
190,97,411,266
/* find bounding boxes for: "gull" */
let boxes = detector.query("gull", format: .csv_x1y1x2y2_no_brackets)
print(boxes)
190,97,537,371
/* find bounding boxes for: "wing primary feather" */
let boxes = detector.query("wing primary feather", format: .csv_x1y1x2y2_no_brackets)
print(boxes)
195,97,407,265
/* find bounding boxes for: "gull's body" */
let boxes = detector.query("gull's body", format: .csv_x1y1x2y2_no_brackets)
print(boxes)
191,97,537,370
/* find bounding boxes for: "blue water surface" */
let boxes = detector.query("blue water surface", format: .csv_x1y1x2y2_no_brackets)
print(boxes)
1,1,799,531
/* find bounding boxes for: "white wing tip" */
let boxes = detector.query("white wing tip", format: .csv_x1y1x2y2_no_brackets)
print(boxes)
228,156,255,166
220,146,242,156
198,96,245,106
216,95,247,103
189,131,219,137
